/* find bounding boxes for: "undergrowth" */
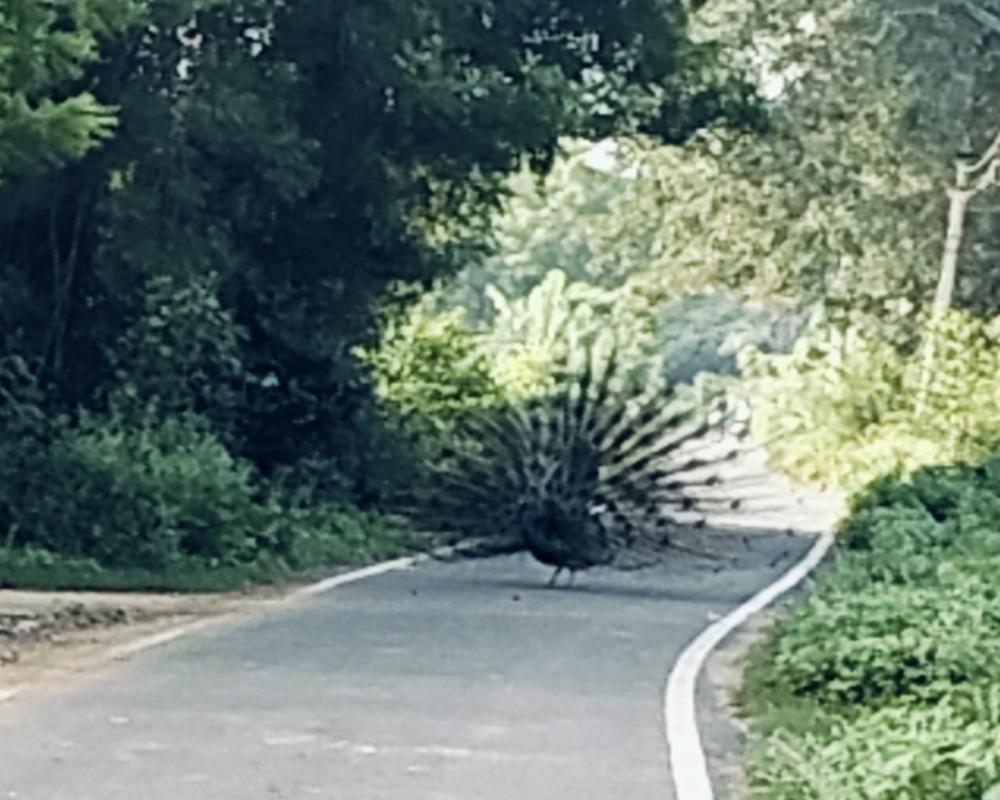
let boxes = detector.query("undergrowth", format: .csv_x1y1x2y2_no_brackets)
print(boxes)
742,311,1000,492
743,457,1000,800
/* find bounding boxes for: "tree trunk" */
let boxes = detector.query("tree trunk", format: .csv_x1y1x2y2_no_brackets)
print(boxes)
933,186,971,315
41,194,86,381
918,159,976,413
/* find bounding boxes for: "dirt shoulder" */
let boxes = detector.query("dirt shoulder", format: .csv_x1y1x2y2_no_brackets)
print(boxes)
699,580,820,800
0,585,288,702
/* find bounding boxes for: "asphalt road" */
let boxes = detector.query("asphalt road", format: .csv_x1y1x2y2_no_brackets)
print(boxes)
0,525,819,800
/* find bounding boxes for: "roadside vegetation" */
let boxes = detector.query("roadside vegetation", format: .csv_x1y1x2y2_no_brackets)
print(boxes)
0,0,753,589
354,2,1000,797
744,459,1000,799
3,0,1000,795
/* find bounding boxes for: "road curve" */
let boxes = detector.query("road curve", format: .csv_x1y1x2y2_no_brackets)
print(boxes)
0,531,813,800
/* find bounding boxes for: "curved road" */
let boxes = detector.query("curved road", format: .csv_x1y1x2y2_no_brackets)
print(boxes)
0,528,817,800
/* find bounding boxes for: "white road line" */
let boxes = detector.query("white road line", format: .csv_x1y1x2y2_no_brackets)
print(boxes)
292,556,419,598
664,529,836,800
97,558,422,664
107,622,213,660
0,685,23,704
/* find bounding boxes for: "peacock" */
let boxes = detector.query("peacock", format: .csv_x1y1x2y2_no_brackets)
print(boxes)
403,338,751,586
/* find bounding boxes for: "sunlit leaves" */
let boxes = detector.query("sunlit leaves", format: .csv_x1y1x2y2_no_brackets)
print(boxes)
0,0,138,180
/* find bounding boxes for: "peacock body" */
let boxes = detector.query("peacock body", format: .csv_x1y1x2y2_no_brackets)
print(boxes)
408,340,745,585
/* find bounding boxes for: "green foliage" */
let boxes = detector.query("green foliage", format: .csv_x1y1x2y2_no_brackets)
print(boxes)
766,577,1000,707
746,457,1000,800
361,268,662,444
753,687,1000,800
743,311,1000,491
356,290,502,435
0,386,413,581
593,0,1000,327
0,545,281,592
1,0,754,511
0,504,413,591
270,503,414,571
109,271,247,430
481,269,656,398
11,409,264,568
0,354,57,547
0,0,133,181
440,139,645,320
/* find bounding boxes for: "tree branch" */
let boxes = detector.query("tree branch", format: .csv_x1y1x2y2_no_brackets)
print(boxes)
959,0,1000,34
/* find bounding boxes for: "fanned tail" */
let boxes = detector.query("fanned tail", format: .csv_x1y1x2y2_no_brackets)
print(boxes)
399,334,763,573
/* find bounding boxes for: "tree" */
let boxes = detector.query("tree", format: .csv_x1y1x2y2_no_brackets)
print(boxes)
0,0,755,489
580,0,1000,338
0,0,133,182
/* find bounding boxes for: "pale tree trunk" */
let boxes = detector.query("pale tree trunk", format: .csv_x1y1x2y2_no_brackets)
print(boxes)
918,181,971,409
933,185,972,316
918,132,1000,412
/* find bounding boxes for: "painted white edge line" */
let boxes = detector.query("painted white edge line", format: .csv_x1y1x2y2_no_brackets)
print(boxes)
664,529,836,800
0,685,23,704
107,621,213,660
292,556,420,598
100,556,421,662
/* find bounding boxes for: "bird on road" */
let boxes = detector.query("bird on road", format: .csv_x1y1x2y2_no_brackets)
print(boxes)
405,337,749,586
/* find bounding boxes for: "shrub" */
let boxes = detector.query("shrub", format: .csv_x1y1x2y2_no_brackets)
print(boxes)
355,288,503,440
109,271,247,438
747,457,1000,800
761,459,1000,707
742,310,1000,491
0,355,60,548
9,409,264,569
842,458,1000,567
765,578,1000,707
271,502,413,569
752,687,1000,800
482,268,659,397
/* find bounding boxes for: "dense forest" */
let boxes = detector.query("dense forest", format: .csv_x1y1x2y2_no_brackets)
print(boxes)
3,0,1000,796
0,0,757,580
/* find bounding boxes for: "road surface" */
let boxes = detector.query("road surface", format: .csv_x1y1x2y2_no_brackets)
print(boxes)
0,527,817,800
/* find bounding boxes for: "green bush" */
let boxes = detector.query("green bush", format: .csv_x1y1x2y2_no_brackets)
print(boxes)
272,502,413,569
1,346,412,582
10,410,265,568
760,459,1000,707
747,458,1000,799
842,458,1000,573
766,578,1000,707
0,545,283,592
355,288,503,439
109,271,248,442
752,687,1000,800
481,268,657,396
743,311,1000,491
0,356,60,547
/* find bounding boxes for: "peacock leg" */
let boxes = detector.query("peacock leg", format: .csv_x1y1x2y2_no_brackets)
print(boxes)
547,566,564,587
567,570,577,587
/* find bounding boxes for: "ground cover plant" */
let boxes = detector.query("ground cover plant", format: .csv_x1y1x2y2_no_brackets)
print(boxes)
743,458,1000,800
